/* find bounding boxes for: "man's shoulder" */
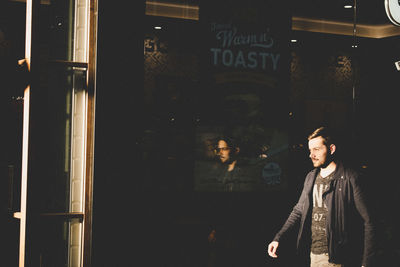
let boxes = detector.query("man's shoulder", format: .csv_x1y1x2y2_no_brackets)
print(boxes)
303,168,318,185
336,161,363,181
339,161,359,173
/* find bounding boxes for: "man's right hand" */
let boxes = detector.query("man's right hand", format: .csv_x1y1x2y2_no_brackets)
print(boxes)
267,241,279,258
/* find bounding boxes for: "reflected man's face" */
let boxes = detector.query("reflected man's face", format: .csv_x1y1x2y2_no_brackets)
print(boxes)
216,140,231,163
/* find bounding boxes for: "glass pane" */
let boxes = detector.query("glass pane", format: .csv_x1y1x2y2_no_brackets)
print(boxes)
143,2,291,193
40,0,76,61
0,0,26,212
36,0,89,213
39,217,83,267
39,65,87,213
38,0,89,62
0,1,26,266
140,1,400,267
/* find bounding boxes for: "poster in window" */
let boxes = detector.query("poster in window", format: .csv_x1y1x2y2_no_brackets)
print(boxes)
193,0,292,192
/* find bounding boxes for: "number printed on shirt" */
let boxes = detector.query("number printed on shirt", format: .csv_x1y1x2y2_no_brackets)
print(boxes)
314,213,323,221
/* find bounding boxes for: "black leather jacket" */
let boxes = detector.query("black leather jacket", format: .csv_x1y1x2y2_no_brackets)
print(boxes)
273,162,376,266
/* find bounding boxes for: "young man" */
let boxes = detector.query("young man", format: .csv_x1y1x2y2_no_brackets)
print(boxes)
213,136,241,192
215,137,240,171
267,126,376,267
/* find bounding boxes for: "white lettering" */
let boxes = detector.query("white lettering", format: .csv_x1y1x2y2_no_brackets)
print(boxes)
210,48,280,71
271,54,280,71
210,48,221,65
247,52,257,68
313,213,324,221
234,50,246,67
216,28,236,48
259,52,269,69
215,27,274,49
313,184,328,208
222,49,234,66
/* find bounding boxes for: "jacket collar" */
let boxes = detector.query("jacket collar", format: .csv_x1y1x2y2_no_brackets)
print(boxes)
330,161,344,180
312,160,344,180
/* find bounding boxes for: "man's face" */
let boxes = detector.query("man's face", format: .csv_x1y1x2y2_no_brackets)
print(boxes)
216,140,231,164
308,136,332,168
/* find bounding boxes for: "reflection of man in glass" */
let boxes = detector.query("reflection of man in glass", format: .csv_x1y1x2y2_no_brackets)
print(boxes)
213,136,241,192
215,138,240,171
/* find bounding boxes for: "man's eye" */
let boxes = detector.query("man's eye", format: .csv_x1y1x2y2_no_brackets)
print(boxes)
215,147,230,152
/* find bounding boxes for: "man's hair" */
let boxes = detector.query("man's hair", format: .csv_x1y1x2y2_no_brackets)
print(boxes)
215,135,238,149
215,135,240,163
308,126,335,147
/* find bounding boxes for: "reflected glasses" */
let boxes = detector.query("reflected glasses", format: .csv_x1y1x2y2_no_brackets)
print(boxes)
214,147,230,153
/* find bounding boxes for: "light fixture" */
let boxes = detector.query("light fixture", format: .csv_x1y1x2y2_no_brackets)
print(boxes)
395,61,400,71
385,0,400,26
154,26,162,30
344,4,353,8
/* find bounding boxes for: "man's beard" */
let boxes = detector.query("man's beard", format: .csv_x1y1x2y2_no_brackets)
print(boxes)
220,154,236,165
220,157,233,165
319,153,334,168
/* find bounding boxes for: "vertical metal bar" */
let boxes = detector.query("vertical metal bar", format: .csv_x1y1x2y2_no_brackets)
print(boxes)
19,81,30,267
82,0,98,265
19,0,33,265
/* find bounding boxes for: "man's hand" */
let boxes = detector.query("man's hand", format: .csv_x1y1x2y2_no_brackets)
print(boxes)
267,241,279,258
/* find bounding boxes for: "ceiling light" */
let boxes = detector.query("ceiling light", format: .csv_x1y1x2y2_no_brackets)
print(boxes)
344,5,353,8
154,26,162,30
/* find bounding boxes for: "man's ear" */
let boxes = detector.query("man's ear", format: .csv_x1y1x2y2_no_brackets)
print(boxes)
329,144,336,155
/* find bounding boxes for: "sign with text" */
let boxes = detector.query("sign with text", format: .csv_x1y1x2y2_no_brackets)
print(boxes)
194,0,292,192
210,23,281,72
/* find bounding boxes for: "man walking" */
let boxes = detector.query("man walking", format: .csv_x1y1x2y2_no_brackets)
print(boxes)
267,126,376,267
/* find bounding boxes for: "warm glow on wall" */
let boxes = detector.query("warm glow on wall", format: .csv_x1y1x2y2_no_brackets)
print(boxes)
144,1,400,38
